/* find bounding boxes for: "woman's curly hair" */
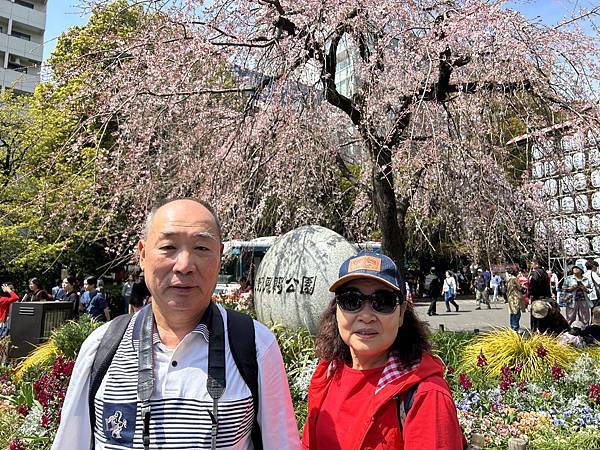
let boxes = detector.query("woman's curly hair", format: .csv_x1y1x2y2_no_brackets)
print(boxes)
315,297,431,365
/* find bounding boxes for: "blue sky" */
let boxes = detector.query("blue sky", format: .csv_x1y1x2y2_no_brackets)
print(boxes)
44,0,599,62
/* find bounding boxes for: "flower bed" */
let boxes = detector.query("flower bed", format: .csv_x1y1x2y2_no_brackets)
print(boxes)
447,330,600,449
0,313,598,449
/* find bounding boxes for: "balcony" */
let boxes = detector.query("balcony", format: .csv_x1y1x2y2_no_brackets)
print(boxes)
0,0,46,31
0,31,42,61
0,66,38,93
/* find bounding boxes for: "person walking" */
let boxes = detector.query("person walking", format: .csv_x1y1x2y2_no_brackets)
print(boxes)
490,273,502,302
506,269,526,331
584,260,600,309
121,274,135,314
425,267,442,316
563,264,593,325
473,269,490,310
528,259,553,331
442,271,459,312
516,269,529,308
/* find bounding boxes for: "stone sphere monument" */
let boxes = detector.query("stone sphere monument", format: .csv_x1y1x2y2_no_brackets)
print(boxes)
254,225,357,334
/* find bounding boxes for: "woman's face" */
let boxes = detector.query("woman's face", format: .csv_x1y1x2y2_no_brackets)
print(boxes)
335,278,406,369
62,279,73,292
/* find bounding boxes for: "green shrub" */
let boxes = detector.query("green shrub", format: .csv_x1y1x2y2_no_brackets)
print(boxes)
431,330,474,370
529,428,600,450
270,323,316,380
52,314,101,359
0,406,23,448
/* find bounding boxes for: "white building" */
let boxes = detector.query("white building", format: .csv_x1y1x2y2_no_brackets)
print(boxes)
0,0,45,94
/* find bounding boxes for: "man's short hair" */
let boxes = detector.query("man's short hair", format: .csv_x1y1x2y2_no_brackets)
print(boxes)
586,260,598,270
143,198,222,242
29,277,40,286
85,276,97,287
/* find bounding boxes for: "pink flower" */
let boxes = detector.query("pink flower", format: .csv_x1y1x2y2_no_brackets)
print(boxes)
551,364,565,382
588,384,600,405
51,355,75,378
499,364,514,391
512,363,523,374
476,350,488,368
16,404,29,417
41,413,53,428
536,345,548,359
458,372,472,390
518,380,527,392
447,366,455,375
9,439,25,450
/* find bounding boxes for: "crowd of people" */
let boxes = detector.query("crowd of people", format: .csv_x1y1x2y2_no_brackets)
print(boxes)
417,259,600,344
0,272,155,338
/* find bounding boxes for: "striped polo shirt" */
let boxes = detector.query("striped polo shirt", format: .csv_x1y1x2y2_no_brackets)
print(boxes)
93,307,255,449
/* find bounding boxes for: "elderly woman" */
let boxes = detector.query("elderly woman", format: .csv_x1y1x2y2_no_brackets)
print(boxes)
563,264,593,325
301,251,466,450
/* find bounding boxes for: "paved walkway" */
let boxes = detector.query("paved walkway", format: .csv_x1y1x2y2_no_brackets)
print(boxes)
413,296,531,332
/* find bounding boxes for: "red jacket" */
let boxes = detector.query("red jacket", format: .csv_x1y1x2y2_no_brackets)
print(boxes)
0,291,19,322
301,352,466,450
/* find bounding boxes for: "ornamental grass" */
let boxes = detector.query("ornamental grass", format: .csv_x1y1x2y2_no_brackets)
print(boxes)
13,341,57,382
459,329,579,381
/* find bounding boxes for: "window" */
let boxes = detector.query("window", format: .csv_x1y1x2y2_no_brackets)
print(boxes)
11,30,31,41
7,62,27,74
15,0,34,9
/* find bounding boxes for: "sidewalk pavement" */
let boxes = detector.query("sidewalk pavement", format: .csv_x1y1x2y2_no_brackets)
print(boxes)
413,296,531,332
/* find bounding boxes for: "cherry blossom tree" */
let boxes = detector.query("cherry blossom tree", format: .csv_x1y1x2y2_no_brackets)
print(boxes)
52,0,600,265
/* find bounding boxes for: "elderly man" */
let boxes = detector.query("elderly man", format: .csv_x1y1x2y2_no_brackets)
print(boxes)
52,199,300,450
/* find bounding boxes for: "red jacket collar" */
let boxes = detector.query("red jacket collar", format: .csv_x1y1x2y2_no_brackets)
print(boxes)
305,352,446,449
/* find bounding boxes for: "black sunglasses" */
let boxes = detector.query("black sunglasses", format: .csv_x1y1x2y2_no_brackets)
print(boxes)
335,289,403,314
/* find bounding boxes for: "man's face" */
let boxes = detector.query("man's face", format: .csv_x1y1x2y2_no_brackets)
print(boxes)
138,200,223,316
84,281,95,292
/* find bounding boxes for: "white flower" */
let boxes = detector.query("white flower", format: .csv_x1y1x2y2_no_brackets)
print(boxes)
19,403,46,437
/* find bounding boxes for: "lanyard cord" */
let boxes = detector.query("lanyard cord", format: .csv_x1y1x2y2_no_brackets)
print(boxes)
138,307,154,450
137,303,226,450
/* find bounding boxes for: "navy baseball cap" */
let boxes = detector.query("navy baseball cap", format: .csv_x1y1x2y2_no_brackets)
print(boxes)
329,250,402,292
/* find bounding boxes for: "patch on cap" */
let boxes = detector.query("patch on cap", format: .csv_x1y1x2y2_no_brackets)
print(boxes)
348,255,382,273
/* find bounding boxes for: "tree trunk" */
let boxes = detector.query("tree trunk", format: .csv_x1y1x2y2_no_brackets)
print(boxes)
368,142,405,271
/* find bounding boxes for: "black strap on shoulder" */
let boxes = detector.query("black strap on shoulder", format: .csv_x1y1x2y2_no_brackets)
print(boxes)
88,314,133,450
207,302,226,450
396,383,419,430
227,309,262,450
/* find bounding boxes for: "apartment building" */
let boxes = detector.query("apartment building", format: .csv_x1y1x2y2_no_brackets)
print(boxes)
0,0,45,94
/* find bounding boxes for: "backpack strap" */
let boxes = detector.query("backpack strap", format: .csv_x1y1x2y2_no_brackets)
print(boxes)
396,383,419,430
227,309,262,450
88,314,133,450
207,302,226,450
